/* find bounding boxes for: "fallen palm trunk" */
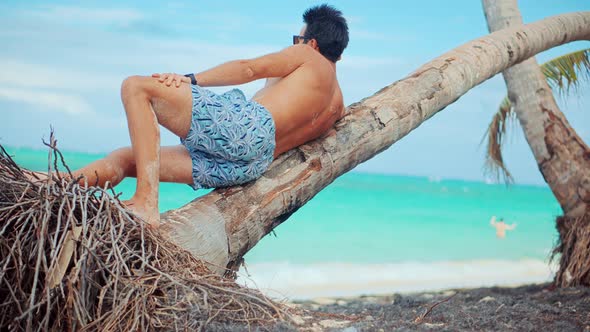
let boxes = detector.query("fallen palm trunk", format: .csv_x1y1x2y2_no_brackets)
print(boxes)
160,12,590,275
0,139,288,331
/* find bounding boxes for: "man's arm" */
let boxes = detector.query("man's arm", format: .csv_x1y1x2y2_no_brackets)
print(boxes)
192,44,310,87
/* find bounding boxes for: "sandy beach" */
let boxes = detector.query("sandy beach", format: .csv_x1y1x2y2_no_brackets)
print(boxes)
207,283,590,331
237,259,555,300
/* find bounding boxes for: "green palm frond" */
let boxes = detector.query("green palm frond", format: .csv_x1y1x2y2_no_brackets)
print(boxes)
482,48,590,184
542,48,590,96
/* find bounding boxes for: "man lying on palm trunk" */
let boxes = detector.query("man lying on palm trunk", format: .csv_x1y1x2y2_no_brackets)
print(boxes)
31,4,348,227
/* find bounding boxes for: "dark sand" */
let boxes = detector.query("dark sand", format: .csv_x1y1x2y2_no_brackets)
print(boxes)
208,283,590,331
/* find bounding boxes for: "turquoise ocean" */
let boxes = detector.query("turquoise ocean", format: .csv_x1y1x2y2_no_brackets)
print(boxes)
7,146,563,299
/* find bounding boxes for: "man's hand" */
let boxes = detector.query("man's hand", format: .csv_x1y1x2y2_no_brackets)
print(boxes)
152,73,190,88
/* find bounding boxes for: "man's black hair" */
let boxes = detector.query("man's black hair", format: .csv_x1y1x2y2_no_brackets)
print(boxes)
302,4,349,62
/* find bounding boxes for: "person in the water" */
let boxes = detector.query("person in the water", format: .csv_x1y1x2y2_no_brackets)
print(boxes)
490,216,517,239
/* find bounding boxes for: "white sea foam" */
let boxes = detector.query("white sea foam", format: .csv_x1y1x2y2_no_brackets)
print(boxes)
236,259,556,300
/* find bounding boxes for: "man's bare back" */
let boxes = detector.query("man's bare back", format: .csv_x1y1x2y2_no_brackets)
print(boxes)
490,216,517,239
252,45,344,157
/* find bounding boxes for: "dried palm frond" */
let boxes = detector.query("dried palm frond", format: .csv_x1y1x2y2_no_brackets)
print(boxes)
482,48,590,183
481,96,516,184
552,214,590,287
0,133,289,331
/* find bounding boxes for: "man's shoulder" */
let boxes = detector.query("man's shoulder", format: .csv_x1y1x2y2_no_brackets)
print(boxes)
282,44,313,52
279,44,320,60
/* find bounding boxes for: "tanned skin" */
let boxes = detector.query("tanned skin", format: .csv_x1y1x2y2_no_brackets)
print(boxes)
29,25,344,227
490,216,517,239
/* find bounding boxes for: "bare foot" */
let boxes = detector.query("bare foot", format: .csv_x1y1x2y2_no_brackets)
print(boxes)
121,198,160,228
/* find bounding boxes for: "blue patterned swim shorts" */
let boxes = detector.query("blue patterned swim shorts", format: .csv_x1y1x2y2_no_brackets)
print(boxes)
180,85,276,190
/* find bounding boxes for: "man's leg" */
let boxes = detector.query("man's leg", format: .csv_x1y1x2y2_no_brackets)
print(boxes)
117,76,193,227
69,145,194,188
22,76,194,227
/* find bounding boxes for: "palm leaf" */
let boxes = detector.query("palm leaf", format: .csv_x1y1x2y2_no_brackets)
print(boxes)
482,96,516,184
482,48,590,183
542,48,590,96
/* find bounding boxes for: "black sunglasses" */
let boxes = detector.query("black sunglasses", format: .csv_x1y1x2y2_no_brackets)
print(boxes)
292,35,309,45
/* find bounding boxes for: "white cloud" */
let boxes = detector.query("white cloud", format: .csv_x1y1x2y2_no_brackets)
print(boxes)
0,87,94,115
26,5,144,25
146,38,276,64
345,15,365,25
0,58,122,91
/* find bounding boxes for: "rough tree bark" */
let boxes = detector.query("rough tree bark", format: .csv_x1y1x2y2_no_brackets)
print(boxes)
483,0,590,218
159,12,590,276
483,0,590,287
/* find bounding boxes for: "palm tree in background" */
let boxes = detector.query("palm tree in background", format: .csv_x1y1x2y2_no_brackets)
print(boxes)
483,48,590,182
483,0,590,287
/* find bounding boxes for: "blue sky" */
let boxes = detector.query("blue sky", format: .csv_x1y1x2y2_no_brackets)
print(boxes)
0,0,588,185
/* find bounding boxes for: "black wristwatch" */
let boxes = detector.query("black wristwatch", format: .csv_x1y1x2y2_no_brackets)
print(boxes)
184,73,198,85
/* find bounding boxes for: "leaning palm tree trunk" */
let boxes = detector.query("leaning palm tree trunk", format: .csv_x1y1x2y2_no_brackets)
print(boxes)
159,12,590,277
483,0,590,287
483,48,590,183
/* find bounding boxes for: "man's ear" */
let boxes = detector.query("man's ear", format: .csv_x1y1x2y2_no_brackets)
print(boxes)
308,39,320,51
